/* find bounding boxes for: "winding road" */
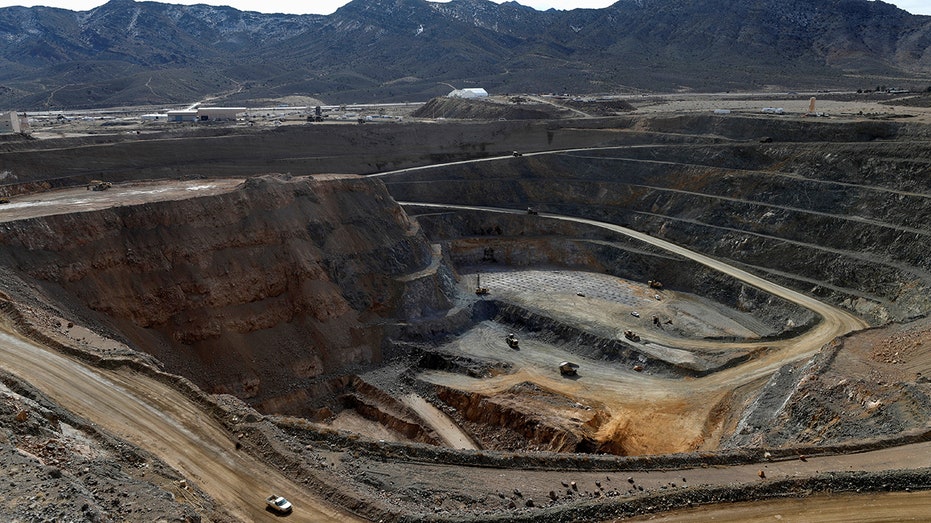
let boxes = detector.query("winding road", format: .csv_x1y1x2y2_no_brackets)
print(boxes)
0,316,357,522
0,170,891,521
402,201,870,454
404,201,869,383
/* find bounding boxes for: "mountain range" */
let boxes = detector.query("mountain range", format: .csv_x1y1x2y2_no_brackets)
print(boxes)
1,0,930,109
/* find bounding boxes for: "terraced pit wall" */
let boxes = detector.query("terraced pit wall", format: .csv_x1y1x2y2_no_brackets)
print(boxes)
384,118,931,324
0,175,456,410
3,114,910,196
0,117,692,194
409,208,814,340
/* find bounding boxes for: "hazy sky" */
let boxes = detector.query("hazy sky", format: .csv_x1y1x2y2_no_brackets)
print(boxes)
0,0,928,16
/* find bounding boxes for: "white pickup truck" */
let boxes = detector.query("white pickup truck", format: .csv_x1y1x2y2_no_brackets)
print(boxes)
266,495,293,514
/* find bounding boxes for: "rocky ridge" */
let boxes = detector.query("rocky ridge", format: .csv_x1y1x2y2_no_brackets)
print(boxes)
1,0,930,107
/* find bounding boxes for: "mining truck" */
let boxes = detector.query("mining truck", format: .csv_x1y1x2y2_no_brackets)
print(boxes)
526,207,538,215
506,333,520,349
624,330,640,342
559,361,579,376
647,280,663,290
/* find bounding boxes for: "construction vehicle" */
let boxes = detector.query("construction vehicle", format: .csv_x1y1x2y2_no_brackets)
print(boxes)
0,197,9,204
559,361,579,376
647,280,663,290
506,333,520,349
475,274,488,296
624,330,640,342
512,151,523,157
526,207,538,215
87,180,112,191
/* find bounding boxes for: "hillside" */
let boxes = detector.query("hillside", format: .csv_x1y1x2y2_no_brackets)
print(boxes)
1,0,930,108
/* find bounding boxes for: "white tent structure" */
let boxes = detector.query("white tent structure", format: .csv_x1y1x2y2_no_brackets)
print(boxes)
447,88,488,99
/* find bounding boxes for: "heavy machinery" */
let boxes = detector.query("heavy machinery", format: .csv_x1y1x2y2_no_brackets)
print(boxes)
647,280,663,290
475,274,488,296
87,180,112,191
526,207,538,215
506,333,520,349
624,330,640,342
559,361,579,376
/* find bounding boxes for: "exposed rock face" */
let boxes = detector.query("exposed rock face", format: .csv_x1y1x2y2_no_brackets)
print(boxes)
382,117,931,324
411,209,815,340
0,174,456,407
726,316,931,448
437,383,606,453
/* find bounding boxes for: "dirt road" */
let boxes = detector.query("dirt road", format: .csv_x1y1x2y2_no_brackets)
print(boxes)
627,490,931,522
0,179,245,222
405,202,870,454
404,203,869,386
402,393,480,450
0,321,356,522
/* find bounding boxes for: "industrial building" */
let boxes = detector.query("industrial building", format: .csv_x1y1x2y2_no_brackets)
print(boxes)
0,111,30,134
165,107,245,122
165,110,199,122
195,107,245,121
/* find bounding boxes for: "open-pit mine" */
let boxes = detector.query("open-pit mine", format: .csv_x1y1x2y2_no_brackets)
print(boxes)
2,94,931,522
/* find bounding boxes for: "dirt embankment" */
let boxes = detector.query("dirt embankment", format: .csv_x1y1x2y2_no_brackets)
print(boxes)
413,97,577,120
0,175,456,409
728,315,931,449
5,112,889,198
0,365,214,522
0,117,669,194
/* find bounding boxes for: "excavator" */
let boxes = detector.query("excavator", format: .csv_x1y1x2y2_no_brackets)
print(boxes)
87,180,112,191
